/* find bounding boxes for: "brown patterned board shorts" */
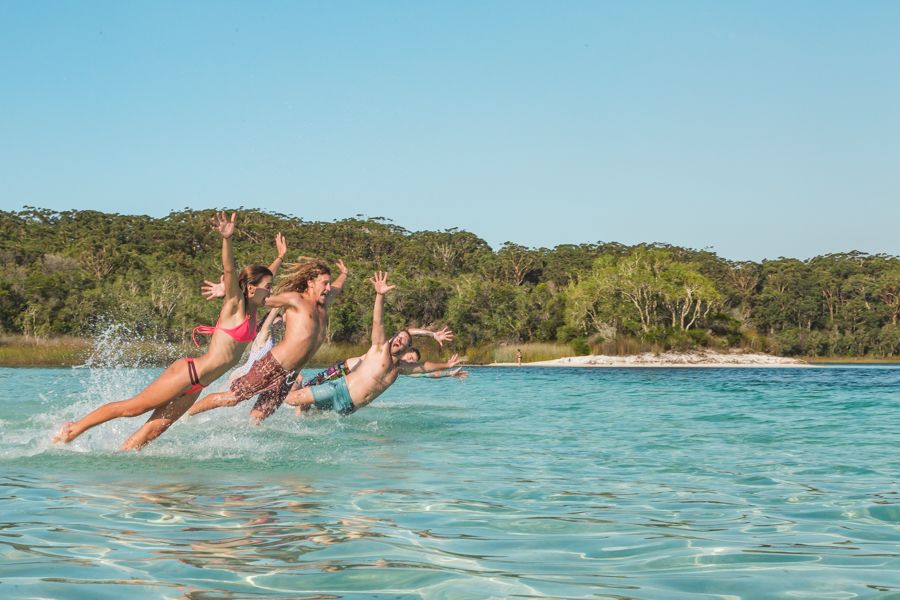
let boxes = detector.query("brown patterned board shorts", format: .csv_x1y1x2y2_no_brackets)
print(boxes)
230,351,294,414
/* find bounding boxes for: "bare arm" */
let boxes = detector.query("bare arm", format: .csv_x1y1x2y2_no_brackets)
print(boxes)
267,233,288,278
407,326,454,347
251,307,283,350
399,353,462,375
201,232,285,300
325,259,349,307
344,355,365,371
369,271,395,346
264,291,301,309
214,212,241,301
417,368,469,380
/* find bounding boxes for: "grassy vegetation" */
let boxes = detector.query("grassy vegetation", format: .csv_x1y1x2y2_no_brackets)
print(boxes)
306,343,370,367
0,336,92,367
5,335,898,368
802,356,900,364
465,343,576,365
0,336,374,369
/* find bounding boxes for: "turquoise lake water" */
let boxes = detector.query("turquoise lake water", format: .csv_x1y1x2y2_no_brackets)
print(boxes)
1,364,900,599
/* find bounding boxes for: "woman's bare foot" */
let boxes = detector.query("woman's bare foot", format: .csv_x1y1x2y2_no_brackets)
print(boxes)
52,422,76,444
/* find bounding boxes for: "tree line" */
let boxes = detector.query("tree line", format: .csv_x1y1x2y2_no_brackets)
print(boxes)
2,207,899,357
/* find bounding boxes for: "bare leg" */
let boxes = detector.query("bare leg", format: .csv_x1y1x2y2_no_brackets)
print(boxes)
120,390,202,451
249,389,283,424
285,388,315,417
54,359,195,444
186,390,244,416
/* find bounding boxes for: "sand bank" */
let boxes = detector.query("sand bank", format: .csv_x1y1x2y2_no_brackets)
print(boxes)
492,350,809,368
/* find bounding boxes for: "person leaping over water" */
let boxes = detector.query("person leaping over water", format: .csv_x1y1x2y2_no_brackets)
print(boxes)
202,273,458,393
201,274,463,418
283,271,464,416
186,256,347,422
54,212,286,450
296,325,454,386
199,265,345,386
291,345,467,417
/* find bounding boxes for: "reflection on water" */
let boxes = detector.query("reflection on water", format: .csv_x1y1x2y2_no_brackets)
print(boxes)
2,366,900,598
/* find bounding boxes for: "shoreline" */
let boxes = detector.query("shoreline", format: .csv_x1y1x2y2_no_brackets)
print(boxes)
491,351,815,368
2,336,899,368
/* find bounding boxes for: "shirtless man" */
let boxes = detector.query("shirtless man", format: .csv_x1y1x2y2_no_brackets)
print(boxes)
296,326,454,387
283,271,461,416
291,345,466,416
187,257,347,422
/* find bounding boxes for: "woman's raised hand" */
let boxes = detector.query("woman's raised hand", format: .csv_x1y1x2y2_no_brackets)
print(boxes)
201,275,226,300
214,211,236,238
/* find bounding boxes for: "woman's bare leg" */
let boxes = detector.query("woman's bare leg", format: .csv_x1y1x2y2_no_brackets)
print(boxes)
54,359,194,444
120,389,202,451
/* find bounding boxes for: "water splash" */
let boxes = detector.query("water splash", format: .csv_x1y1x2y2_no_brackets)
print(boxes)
81,320,188,370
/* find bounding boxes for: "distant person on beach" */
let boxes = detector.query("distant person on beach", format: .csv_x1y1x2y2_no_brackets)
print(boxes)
187,256,348,422
54,212,286,449
516,349,522,366
283,272,463,416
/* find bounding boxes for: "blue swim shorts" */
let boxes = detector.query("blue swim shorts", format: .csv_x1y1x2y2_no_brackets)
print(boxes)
309,376,355,416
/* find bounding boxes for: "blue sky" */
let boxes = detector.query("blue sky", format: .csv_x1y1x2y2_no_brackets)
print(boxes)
2,1,898,261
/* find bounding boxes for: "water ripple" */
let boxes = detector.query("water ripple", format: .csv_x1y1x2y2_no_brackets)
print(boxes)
3,366,900,598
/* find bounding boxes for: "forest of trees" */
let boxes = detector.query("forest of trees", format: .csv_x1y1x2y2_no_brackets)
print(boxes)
2,207,900,358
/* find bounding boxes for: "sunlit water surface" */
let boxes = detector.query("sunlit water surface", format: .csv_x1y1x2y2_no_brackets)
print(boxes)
2,364,900,599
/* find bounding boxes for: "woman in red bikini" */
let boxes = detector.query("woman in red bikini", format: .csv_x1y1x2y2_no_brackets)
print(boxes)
54,211,285,450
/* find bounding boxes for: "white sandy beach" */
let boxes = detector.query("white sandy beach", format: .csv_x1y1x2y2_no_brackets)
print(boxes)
492,350,810,368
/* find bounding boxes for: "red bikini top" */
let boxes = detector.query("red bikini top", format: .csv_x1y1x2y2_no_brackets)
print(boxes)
192,313,257,347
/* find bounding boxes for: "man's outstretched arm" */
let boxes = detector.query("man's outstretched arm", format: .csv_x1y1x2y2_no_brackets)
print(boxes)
264,291,301,309
407,326,454,347
325,259,349,307
409,367,469,380
369,271,395,346
399,353,462,375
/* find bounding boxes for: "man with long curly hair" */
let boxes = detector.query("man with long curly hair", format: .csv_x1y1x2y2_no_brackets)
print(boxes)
188,257,347,421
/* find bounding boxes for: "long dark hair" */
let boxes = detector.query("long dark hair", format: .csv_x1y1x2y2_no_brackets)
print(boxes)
238,265,273,302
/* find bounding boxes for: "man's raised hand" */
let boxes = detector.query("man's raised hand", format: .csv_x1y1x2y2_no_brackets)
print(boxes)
275,233,287,259
369,271,396,295
433,326,454,347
